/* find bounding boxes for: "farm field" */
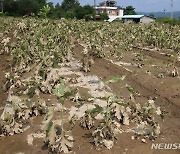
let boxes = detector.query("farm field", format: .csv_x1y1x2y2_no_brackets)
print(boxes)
0,17,180,154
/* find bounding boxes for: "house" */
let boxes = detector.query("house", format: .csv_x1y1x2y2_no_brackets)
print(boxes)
121,15,155,24
95,1,124,21
95,1,155,23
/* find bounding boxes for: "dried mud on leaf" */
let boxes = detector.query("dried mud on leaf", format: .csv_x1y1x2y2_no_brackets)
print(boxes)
69,104,95,120
93,122,117,149
102,139,114,150
80,112,94,129
44,122,73,154
41,107,54,131
57,135,73,153
27,132,46,145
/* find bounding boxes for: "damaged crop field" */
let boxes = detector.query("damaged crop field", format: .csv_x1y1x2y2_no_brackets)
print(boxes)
0,17,180,154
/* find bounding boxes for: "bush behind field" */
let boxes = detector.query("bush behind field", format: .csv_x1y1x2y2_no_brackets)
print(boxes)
156,17,180,26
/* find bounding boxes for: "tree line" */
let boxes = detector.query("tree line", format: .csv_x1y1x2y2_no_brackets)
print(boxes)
1,0,136,20
2,0,95,20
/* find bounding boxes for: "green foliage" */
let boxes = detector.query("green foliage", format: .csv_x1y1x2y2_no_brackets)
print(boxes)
38,68,47,80
53,80,65,99
86,104,103,116
61,0,80,12
64,10,75,19
75,5,95,20
156,17,180,26
2,0,95,20
50,3,63,19
126,85,140,95
53,80,77,101
0,12,8,17
100,12,109,20
38,5,51,18
4,0,46,16
106,76,126,84
17,0,40,16
27,86,36,98
124,6,136,15
3,0,19,16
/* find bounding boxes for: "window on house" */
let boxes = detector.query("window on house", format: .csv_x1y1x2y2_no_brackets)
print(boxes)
109,10,112,15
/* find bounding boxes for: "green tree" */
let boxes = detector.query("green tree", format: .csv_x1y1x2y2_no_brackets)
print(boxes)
75,5,95,20
64,10,75,19
124,6,136,15
38,4,50,18
37,0,46,9
61,0,80,12
17,0,39,15
83,5,95,19
4,0,47,16
50,3,62,19
100,12,109,20
4,0,18,15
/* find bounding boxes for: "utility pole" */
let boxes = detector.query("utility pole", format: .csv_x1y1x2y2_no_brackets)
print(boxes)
171,0,173,19
94,0,96,8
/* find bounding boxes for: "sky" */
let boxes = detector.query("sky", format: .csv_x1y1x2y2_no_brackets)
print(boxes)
49,0,180,12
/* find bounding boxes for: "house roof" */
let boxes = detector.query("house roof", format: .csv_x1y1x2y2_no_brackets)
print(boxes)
121,15,145,19
95,6,118,10
99,1,117,7
121,15,155,19
107,16,122,22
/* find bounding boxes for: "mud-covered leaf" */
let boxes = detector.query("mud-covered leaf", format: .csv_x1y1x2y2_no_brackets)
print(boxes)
102,139,114,149
41,108,54,131
58,136,73,153
106,76,126,84
48,124,56,145
80,113,94,129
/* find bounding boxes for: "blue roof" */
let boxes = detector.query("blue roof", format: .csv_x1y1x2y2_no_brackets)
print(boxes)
121,15,145,19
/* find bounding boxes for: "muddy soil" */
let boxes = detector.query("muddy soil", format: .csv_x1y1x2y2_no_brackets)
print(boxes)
0,48,180,154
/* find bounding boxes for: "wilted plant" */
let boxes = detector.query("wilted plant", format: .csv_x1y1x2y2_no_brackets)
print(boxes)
0,17,171,152
42,79,77,153
52,79,77,131
80,112,94,129
170,67,179,77
92,97,126,149
126,84,140,95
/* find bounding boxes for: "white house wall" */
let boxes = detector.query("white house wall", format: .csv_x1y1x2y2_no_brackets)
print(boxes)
119,10,124,17
140,17,155,24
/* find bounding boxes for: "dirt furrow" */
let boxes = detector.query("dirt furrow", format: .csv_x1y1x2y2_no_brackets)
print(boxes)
133,47,180,67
